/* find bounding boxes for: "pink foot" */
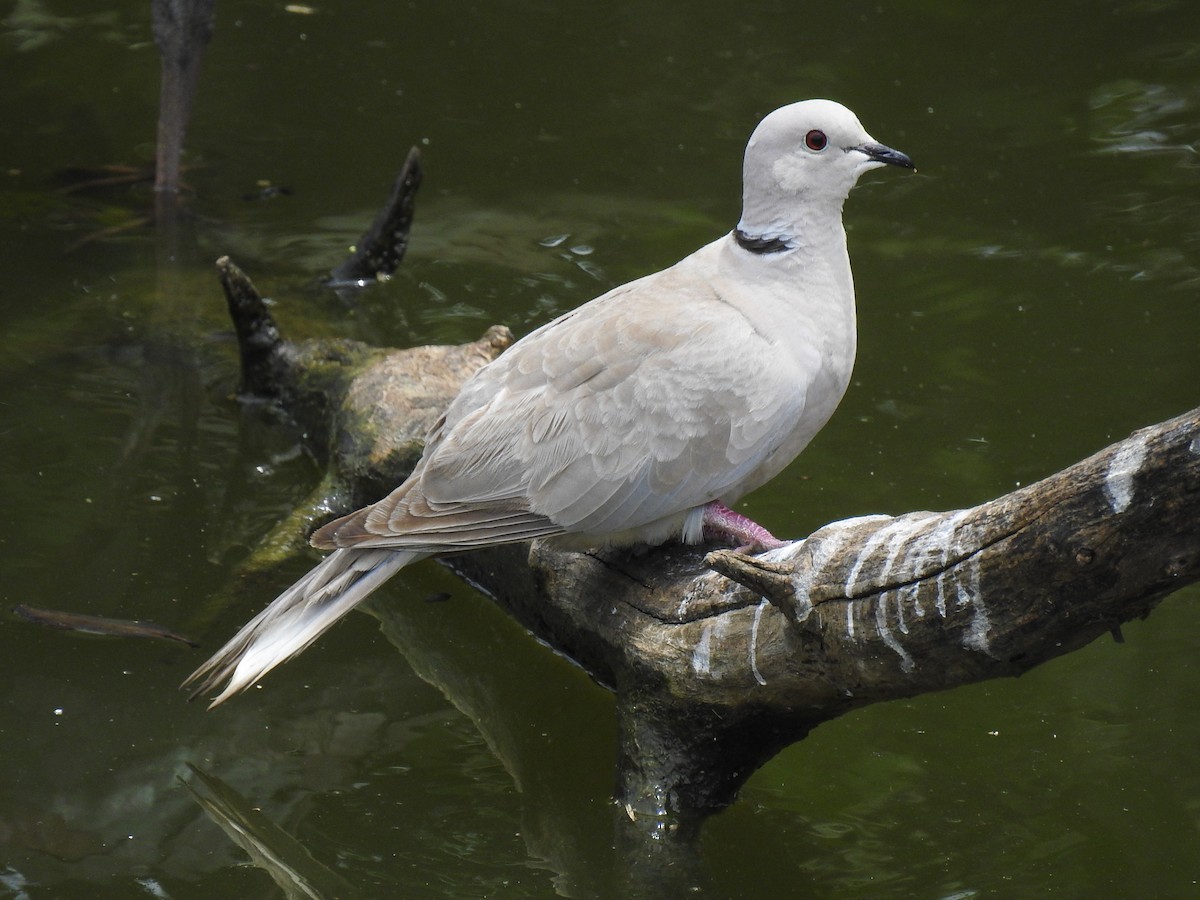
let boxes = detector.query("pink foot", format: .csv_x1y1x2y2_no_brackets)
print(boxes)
701,501,787,552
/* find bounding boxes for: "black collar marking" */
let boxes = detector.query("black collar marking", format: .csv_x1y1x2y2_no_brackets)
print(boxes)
733,228,793,254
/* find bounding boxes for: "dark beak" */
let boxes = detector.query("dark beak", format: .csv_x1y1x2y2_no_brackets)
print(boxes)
855,141,915,170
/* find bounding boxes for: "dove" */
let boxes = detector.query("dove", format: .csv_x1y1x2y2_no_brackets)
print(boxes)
186,99,914,706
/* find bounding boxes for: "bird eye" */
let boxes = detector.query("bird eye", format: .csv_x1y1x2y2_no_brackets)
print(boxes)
805,129,828,152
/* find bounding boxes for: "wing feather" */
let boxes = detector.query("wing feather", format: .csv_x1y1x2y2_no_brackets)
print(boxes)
318,242,821,551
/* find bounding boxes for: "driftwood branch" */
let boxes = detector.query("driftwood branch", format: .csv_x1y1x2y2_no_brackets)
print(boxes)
213,258,1200,838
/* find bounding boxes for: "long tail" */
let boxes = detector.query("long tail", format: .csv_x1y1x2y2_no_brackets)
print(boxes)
184,548,422,708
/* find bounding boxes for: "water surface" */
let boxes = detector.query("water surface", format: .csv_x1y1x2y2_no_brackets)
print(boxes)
1,1,1198,897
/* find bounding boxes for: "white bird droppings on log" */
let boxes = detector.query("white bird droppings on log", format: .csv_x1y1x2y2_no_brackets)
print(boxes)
691,621,714,676
1104,432,1149,514
875,594,915,672
749,599,769,685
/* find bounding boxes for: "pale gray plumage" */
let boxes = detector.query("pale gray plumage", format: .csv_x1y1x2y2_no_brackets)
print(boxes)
185,99,913,706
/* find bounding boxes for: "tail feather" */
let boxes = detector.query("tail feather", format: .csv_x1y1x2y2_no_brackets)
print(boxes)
184,548,421,708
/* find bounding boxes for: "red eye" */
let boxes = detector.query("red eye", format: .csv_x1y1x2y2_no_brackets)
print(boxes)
805,129,828,151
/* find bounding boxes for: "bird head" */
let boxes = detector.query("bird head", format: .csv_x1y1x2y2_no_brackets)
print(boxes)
738,99,913,239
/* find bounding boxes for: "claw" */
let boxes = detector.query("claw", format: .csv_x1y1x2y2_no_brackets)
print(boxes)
701,500,787,553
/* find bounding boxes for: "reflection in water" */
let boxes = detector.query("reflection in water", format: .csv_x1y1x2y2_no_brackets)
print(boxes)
0,644,519,894
1089,79,1193,155
184,765,357,900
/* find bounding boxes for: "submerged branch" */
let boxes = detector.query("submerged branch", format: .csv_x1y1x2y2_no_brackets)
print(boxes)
152,0,216,197
328,147,423,288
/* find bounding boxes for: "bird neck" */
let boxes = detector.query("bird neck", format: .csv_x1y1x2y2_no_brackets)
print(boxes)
732,228,793,254
735,195,849,259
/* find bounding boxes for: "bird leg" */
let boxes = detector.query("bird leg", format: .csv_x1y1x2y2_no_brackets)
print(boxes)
701,501,787,552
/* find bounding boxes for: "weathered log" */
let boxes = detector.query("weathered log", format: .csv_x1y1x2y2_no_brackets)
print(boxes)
446,407,1200,825
213,259,1200,836
215,255,512,566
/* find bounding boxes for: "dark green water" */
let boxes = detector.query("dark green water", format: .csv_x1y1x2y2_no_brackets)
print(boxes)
2,1,1199,897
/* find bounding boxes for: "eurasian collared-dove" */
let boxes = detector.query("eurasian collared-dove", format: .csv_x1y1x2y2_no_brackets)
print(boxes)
186,99,914,706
